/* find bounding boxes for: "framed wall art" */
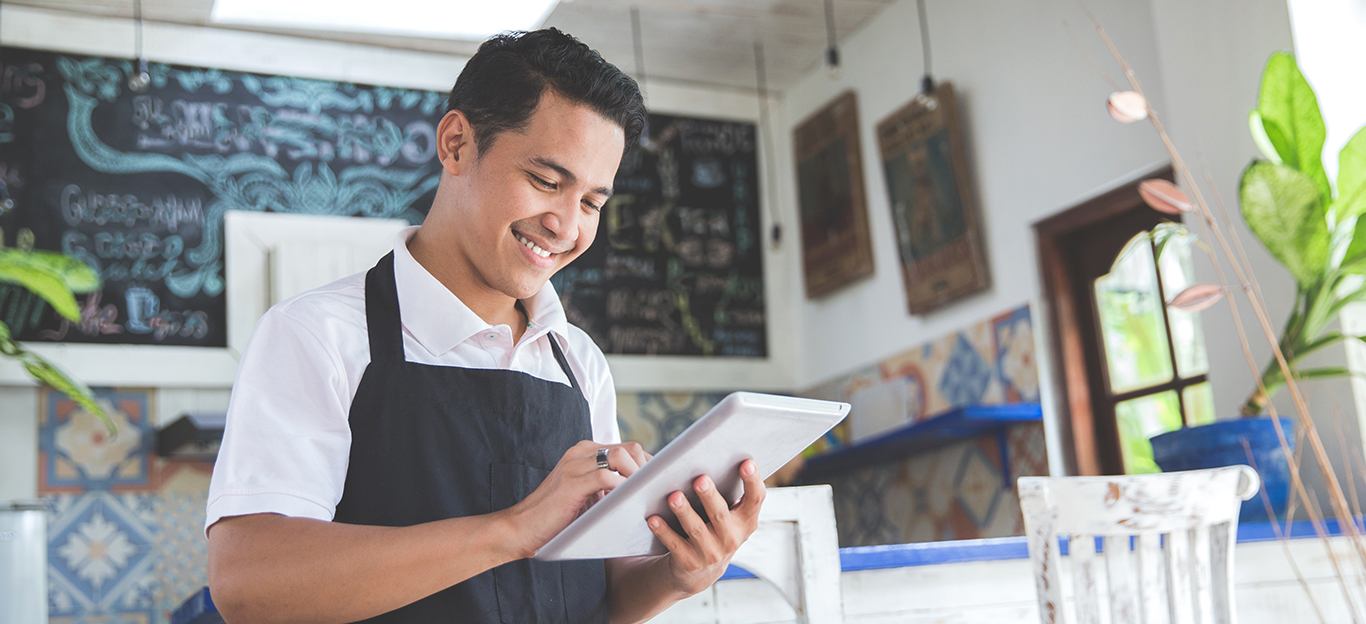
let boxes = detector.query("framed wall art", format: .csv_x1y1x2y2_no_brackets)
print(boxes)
794,91,875,299
875,82,990,314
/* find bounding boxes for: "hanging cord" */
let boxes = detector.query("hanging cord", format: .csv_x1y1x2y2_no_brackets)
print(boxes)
754,40,781,246
629,5,651,147
823,0,839,75
916,0,934,93
128,0,150,91
630,6,648,102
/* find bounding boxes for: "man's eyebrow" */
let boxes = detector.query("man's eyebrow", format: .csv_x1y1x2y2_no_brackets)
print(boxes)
528,156,614,198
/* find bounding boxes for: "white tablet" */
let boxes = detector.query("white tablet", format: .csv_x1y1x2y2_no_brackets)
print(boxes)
534,391,849,561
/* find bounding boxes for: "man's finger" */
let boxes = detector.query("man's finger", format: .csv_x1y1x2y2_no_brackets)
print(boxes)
694,475,732,526
647,514,692,563
669,491,712,542
621,441,651,470
603,445,642,477
734,459,766,518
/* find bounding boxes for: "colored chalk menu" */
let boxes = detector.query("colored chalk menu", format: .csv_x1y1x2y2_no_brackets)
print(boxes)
0,46,440,347
551,113,768,357
0,47,767,357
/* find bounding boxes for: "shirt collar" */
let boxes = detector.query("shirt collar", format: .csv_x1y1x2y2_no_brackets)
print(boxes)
392,226,571,356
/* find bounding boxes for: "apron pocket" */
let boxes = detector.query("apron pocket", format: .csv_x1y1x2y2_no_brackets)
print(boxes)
490,462,566,624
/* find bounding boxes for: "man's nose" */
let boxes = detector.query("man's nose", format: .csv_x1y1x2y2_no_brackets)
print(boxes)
541,201,580,249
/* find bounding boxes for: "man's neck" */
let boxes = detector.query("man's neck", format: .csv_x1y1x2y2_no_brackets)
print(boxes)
407,227,528,342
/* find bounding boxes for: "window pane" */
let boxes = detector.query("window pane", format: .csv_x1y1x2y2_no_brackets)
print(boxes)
1116,390,1183,474
1095,239,1174,394
1157,234,1210,377
1182,382,1216,426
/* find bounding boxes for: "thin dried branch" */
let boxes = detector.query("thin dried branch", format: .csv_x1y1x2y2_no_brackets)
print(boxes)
1244,438,1328,623
1062,18,1123,92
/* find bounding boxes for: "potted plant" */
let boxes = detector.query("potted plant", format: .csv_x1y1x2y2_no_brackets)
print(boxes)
1,227,114,433
1136,52,1366,521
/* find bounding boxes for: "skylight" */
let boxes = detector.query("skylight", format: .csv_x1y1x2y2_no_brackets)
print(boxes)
210,0,562,40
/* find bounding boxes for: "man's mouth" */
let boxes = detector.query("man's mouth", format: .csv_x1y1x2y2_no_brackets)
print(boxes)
515,232,555,259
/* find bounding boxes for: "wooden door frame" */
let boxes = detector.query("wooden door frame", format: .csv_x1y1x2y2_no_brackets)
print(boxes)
1034,166,1176,475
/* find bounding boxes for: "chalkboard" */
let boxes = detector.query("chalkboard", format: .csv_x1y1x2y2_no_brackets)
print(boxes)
0,46,441,346
551,113,767,357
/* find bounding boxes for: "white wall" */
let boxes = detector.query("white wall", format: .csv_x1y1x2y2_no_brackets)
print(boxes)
780,0,1174,474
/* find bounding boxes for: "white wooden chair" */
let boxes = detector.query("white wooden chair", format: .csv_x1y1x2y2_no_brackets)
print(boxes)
654,485,844,623
1018,465,1259,624
730,485,844,624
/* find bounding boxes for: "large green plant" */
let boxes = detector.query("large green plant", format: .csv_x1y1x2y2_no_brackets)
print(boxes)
1239,52,1366,415
0,228,115,432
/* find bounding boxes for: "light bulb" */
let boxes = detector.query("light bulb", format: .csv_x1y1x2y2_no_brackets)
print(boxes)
128,70,151,92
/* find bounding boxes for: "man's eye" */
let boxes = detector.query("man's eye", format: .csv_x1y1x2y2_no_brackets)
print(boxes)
532,175,556,190
583,200,602,212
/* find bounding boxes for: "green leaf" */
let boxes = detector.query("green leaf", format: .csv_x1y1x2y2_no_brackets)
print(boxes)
1249,110,1283,165
1240,160,1330,286
20,354,116,436
0,249,100,322
1337,126,1366,221
0,263,80,321
1257,52,1330,200
1344,217,1366,274
0,249,101,292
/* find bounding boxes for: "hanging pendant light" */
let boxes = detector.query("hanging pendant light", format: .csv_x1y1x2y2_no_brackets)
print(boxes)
128,0,151,92
754,40,781,246
824,0,840,79
916,0,934,95
630,5,651,148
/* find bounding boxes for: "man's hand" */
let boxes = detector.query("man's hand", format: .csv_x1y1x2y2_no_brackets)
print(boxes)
503,440,652,558
646,459,766,595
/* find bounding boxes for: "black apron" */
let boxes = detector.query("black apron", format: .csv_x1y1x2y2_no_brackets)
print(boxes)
333,252,609,623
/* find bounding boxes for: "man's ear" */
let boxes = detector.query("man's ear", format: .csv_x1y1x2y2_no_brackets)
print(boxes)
437,109,478,176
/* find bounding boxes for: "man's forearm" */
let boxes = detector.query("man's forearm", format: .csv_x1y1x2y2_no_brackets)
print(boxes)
606,555,696,624
208,512,524,624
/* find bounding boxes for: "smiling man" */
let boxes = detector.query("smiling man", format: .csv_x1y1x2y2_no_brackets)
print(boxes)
204,29,765,623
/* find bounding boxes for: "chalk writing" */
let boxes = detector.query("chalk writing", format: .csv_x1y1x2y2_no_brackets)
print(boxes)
1,62,47,108
39,290,123,340
2,47,442,346
558,113,766,356
61,184,204,232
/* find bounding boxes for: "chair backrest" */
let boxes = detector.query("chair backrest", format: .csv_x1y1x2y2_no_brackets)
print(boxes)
1018,466,1259,624
729,485,843,624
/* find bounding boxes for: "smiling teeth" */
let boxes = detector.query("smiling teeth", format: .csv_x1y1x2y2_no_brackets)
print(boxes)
516,234,553,258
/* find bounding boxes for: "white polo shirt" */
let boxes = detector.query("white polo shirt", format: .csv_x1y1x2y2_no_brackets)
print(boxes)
205,226,620,534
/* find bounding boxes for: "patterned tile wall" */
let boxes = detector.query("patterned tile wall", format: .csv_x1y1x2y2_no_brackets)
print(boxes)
801,303,1047,546
38,388,212,623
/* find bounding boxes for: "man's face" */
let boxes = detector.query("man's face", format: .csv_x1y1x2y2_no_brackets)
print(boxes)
448,92,624,300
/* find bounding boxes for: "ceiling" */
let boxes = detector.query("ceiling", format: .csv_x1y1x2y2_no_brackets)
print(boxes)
8,0,897,92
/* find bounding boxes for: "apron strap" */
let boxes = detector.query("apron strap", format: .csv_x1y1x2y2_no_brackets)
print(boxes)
546,333,582,394
364,252,405,364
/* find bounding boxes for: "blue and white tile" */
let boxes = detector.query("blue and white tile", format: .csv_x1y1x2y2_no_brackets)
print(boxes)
953,446,1004,529
939,333,993,408
46,492,157,615
40,389,155,494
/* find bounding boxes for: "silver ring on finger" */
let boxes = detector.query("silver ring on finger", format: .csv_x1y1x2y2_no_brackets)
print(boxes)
596,447,611,470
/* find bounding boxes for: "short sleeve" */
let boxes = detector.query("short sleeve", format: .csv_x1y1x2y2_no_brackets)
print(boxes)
205,307,354,536
591,363,621,445
563,326,620,445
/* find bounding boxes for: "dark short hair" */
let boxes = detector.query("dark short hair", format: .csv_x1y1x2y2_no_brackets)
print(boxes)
447,28,646,155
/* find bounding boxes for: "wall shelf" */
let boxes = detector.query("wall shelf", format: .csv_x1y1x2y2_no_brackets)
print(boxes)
798,403,1043,482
